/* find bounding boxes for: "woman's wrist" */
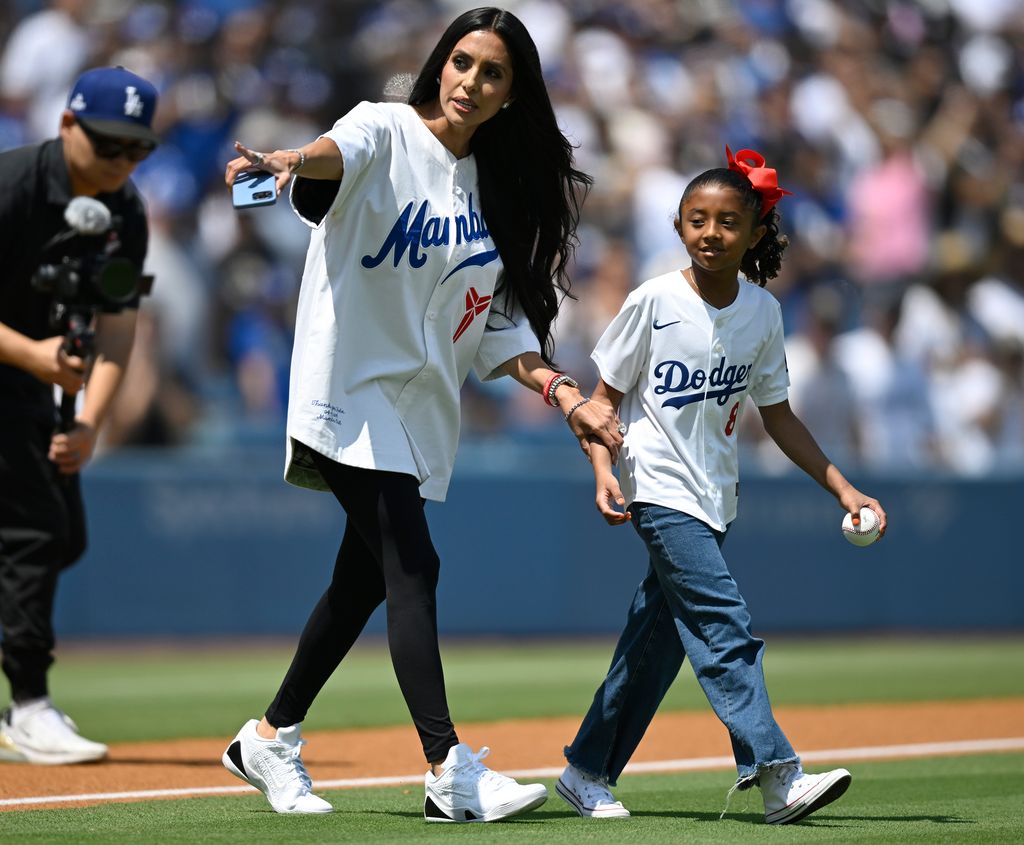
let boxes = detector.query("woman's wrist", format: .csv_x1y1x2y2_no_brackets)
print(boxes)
563,396,590,422
542,373,579,407
557,385,584,412
285,148,306,173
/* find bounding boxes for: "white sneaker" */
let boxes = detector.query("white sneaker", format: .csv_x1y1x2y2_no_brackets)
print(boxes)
424,743,547,823
0,699,107,764
222,719,333,814
760,762,851,824
556,763,630,818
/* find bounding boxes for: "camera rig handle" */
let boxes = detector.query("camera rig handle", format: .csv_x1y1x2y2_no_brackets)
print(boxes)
58,309,96,434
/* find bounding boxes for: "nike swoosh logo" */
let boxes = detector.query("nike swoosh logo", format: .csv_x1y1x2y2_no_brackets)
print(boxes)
653,319,680,330
440,248,500,285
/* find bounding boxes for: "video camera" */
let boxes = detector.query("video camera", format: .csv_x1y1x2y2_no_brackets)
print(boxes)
30,196,153,431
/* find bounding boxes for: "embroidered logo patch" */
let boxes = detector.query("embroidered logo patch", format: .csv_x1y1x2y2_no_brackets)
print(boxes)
453,286,492,342
123,86,144,117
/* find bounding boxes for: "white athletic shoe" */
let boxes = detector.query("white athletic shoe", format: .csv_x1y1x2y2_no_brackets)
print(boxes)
424,743,547,823
0,698,107,765
556,763,631,818
760,762,851,824
222,719,333,814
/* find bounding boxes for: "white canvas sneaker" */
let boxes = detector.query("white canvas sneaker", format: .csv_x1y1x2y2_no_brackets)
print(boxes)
0,699,107,764
556,763,631,818
222,719,333,814
424,743,547,823
760,762,852,824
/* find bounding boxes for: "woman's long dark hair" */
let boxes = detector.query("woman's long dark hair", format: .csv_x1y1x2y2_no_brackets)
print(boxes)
408,7,591,366
678,168,789,286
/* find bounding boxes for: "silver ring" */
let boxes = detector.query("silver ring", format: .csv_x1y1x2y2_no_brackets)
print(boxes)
253,152,264,166
617,423,627,435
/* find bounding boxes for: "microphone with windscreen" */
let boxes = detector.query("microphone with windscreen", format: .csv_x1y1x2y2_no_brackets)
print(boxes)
63,195,113,235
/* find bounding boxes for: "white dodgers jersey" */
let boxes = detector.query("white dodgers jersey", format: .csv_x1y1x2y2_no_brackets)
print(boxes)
592,270,789,530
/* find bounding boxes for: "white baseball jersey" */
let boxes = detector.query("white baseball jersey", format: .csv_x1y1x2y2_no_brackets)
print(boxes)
285,101,539,501
592,269,789,530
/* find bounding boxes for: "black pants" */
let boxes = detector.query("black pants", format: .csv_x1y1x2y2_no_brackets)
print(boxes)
0,417,86,702
265,454,458,762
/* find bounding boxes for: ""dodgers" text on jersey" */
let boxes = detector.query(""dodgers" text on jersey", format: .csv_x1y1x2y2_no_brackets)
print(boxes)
654,357,751,408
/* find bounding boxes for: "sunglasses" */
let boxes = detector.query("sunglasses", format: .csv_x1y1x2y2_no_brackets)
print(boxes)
78,120,157,163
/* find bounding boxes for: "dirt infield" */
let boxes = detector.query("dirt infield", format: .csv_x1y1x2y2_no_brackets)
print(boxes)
2,697,1022,811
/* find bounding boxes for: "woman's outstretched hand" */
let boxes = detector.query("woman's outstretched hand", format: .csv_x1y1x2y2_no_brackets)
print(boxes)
224,141,296,196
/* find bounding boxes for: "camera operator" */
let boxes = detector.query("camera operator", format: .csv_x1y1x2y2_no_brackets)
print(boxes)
0,66,157,765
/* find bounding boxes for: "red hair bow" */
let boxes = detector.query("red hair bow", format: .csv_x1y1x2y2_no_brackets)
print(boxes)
726,145,793,219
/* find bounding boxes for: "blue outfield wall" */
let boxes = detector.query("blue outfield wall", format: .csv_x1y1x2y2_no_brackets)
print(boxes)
55,444,1022,637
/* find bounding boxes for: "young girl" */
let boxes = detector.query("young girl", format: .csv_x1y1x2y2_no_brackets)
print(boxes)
220,7,621,822
556,148,887,825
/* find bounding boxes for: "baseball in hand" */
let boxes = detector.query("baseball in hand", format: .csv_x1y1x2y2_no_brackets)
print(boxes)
842,507,880,547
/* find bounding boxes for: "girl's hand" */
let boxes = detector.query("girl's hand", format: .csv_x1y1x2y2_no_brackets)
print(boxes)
596,472,631,525
838,487,887,539
224,141,296,196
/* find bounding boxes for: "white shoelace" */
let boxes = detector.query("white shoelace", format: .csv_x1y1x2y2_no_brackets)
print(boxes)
772,762,802,792
274,739,313,792
577,772,617,805
461,746,515,788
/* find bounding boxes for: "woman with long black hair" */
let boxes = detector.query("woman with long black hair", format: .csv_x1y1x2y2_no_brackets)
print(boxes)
220,7,622,822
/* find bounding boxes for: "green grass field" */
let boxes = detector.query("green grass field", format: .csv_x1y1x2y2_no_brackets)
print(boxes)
42,635,1024,742
9,756,1024,844
4,636,1024,843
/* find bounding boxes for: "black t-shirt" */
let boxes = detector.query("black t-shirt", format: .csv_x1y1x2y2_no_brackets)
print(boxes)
0,138,149,423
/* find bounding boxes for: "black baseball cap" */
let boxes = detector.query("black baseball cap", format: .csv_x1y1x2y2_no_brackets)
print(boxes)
66,66,159,144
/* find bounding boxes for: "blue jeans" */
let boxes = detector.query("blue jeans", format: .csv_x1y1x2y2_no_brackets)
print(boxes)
565,503,798,786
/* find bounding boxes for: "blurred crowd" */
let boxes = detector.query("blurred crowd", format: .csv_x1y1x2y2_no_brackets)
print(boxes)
1,0,1022,476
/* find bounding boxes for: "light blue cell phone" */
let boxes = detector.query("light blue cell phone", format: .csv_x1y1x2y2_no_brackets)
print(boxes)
232,170,277,209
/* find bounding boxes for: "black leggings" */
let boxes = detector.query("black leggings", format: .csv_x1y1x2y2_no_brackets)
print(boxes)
265,454,458,762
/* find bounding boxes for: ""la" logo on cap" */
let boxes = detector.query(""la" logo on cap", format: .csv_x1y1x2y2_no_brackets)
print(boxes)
123,86,143,118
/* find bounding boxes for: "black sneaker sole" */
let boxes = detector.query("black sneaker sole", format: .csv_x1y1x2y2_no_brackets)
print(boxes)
424,789,547,823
